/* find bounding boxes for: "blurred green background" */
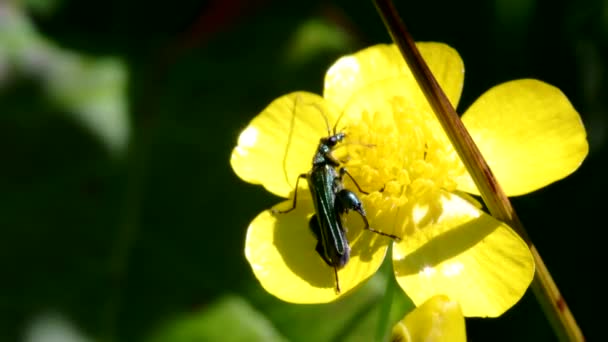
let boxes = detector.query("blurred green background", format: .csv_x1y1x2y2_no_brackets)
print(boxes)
1,0,605,341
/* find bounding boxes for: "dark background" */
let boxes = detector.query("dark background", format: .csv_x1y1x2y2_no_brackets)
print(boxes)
1,0,605,341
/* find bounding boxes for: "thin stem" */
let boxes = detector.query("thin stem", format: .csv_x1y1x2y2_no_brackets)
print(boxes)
102,128,149,342
329,284,382,342
375,245,396,342
329,252,405,342
372,0,584,341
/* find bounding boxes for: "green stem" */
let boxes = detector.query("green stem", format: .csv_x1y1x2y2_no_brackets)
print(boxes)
102,130,148,342
330,290,380,342
372,1,584,341
329,252,403,342
375,245,396,342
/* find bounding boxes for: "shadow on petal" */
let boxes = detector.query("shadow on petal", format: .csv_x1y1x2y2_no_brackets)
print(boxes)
395,215,498,276
344,211,391,263
270,198,391,296
272,200,336,290
391,193,534,317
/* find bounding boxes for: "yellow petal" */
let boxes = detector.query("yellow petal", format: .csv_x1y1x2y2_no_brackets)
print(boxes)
392,192,534,317
457,79,589,196
230,92,339,198
324,42,464,111
392,295,466,342
245,199,389,303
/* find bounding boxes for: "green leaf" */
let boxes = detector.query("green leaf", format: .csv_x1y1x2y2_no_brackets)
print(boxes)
0,5,129,155
147,295,287,342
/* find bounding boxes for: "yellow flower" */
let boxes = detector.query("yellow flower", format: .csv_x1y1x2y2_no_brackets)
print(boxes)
391,295,466,342
230,43,588,317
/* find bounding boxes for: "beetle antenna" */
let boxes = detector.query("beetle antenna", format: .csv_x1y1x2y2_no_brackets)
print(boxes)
332,107,349,135
333,141,376,151
309,102,332,137
282,95,300,188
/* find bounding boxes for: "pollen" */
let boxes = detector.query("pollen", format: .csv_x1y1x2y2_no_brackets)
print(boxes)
341,96,465,237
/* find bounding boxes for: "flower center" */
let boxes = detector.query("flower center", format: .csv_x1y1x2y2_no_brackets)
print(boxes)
340,96,465,236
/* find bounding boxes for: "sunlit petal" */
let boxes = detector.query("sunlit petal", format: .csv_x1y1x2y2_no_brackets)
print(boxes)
392,295,466,342
457,79,589,196
392,192,534,317
231,92,339,198
245,199,389,303
324,42,464,111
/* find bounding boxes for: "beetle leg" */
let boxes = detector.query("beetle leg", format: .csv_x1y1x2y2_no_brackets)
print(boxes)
335,189,401,241
334,266,341,294
272,173,307,214
339,168,369,195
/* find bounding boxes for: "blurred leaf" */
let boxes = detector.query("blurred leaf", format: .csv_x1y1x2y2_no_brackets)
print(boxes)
247,268,414,342
44,53,129,155
23,0,64,16
24,312,92,342
147,295,287,342
283,17,353,67
0,3,129,155
494,0,536,30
